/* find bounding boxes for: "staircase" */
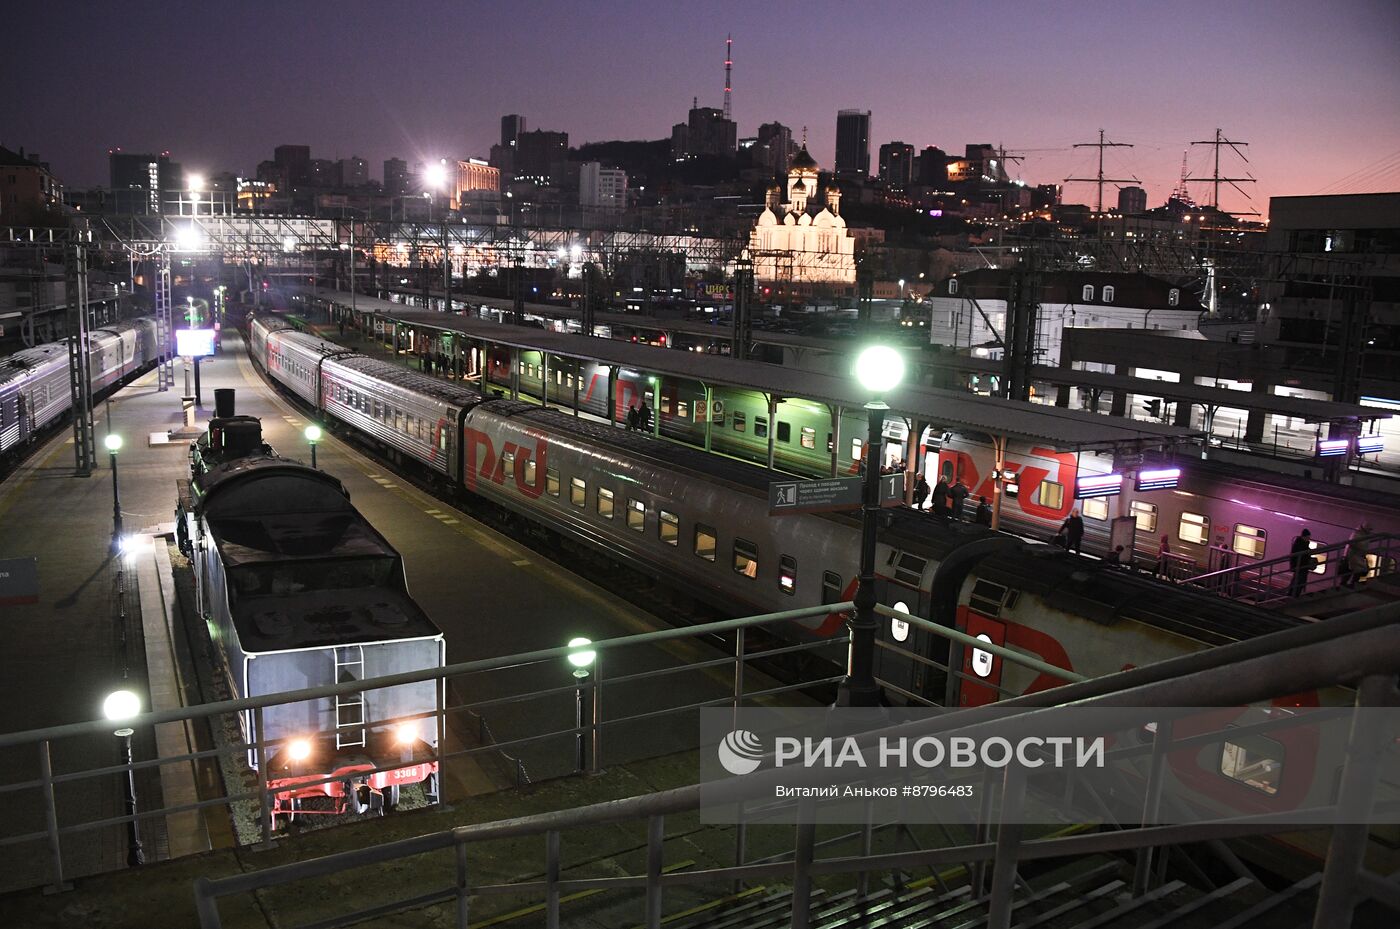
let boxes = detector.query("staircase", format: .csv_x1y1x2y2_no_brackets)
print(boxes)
651,861,1337,929
1179,532,1399,608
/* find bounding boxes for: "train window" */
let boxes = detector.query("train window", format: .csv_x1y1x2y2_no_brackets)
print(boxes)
677,400,689,419
627,498,646,532
1178,512,1210,545
801,427,816,450
1037,480,1064,510
1130,500,1158,532
597,488,615,519
851,437,863,461
970,579,1009,617
733,539,759,577
1102,285,1115,303
777,421,791,444
694,524,717,562
1307,539,1326,574
733,412,746,432
546,469,560,497
1219,730,1284,795
755,417,769,439
1232,524,1267,559
1082,498,1108,520
779,555,797,595
570,477,586,508
439,429,447,451
524,458,536,486
501,451,515,483
827,433,834,453
659,509,679,545
822,572,843,605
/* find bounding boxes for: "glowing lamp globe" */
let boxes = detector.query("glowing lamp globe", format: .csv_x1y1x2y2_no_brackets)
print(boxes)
304,425,323,443
104,433,123,453
566,637,596,670
103,689,140,722
854,346,905,395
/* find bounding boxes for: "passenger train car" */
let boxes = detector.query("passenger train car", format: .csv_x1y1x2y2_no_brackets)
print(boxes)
478,346,1398,574
178,402,443,824
0,318,160,460
252,312,1396,868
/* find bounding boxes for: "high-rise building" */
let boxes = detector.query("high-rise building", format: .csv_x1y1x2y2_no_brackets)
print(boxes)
917,146,948,186
383,158,408,195
308,159,339,187
108,150,182,213
0,146,61,222
755,122,795,176
452,158,501,208
835,110,871,177
1118,185,1148,215
685,105,737,157
580,162,628,209
501,114,527,148
515,129,569,183
670,123,689,160
338,156,369,187
273,145,311,186
878,141,915,187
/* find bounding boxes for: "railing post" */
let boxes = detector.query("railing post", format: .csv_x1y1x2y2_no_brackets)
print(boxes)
732,818,748,894
193,877,223,929
1132,719,1173,895
254,707,273,849
857,798,875,899
1313,673,1396,929
985,763,1027,929
590,654,602,775
454,837,470,929
969,767,995,896
545,830,561,929
791,821,817,929
436,676,448,808
38,739,70,894
732,627,746,729
645,814,665,928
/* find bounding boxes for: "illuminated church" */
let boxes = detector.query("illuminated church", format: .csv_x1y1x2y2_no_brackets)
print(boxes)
748,146,857,286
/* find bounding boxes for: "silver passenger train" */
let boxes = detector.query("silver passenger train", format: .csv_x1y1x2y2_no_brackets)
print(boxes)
0,318,160,457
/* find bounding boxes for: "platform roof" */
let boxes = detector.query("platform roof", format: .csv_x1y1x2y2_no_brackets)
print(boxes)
289,287,1199,451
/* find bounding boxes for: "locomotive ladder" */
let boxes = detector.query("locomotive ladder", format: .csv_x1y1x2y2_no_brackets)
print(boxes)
333,645,366,749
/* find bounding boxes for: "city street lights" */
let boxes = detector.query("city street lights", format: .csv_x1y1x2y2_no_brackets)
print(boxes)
837,345,905,707
567,637,598,774
304,424,322,469
105,433,123,547
102,689,145,866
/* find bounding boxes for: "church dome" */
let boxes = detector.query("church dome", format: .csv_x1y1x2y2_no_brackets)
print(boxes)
791,177,807,193
790,145,819,172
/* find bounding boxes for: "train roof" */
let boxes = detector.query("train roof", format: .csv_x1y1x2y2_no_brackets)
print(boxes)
974,542,1301,648
0,343,67,387
330,354,485,408
1190,454,1400,509
233,587,439,652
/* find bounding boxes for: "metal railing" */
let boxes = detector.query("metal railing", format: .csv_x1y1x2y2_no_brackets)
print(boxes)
1180,532,1399,606
189,602,1400,929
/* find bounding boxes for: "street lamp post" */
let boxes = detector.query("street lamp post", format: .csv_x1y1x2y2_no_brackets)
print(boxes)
567,637,598,774
837,346,905,707
304,424,322,469
105,433,123,547
102,690,145,866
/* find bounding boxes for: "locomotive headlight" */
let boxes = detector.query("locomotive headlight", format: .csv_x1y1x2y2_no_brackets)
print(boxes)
394,720,419,746
287,738,313,762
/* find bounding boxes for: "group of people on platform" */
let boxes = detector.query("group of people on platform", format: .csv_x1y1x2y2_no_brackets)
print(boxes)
1289,523,1376,597
625,403,653,433
907,472,992,525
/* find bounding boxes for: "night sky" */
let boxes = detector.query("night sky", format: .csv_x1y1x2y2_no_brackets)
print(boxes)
6,0,1398,212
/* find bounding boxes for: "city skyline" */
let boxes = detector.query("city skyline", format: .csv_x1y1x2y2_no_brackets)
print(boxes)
4,0,1398,212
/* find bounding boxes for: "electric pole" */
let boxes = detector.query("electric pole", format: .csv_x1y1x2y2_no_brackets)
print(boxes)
1065,129,1137,215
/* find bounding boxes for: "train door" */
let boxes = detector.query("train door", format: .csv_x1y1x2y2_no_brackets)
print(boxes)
871,551,934,704
955,607,1005,707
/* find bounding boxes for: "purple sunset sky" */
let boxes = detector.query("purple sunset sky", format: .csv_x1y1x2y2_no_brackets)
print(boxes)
5,0,1398,213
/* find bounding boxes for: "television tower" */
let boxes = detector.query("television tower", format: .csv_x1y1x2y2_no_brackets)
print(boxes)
723,34,733,120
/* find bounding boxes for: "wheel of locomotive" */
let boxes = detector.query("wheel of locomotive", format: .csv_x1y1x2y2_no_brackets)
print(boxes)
285,796,301,826
343,778,368,815
367,786,385,817
383,783,400,811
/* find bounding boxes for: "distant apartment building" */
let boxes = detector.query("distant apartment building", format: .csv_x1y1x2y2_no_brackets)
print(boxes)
835,110,871,176
1118,185,1147,215
383,158,408,195
879,141,915,187
308,158,339,187
580,162,627,209
0,146,61,222
755,121,795,176
273,144,311,186
109,150,182,213
339,156,369,187
917,146,948,186
514,129,569,183
452,158,501,208
501,114,526,147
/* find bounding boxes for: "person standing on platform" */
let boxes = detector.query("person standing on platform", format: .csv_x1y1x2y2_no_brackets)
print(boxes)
626,406,639,431
639,402,653,433
1156,534,1173,579
949,477,969,520
1060,509,1085,554
975,496,992,526
1106,545,1125,567
931,476,949,516
913,474,930,510
1343,523,1372,588
1289,529,1313,597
